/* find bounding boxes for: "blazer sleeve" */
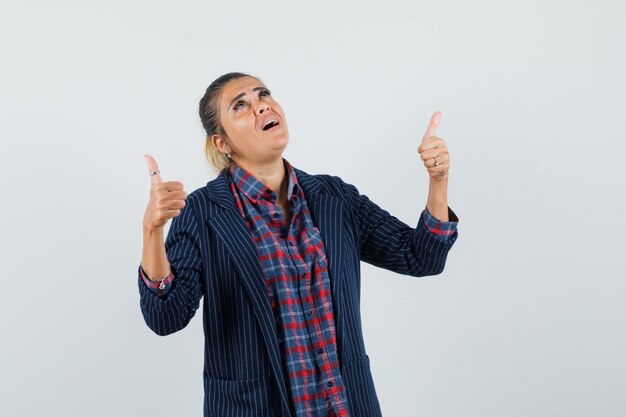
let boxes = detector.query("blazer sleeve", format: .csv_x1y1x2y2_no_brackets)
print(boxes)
137,201,204,336
337,178,459,277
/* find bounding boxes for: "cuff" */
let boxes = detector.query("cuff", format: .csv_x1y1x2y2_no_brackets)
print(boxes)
422,206,459,240
138,264,175,298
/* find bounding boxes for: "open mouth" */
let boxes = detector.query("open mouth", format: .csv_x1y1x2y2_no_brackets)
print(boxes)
262,119,280,131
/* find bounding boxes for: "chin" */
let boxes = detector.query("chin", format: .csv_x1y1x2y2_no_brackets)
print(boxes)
272,132,289,145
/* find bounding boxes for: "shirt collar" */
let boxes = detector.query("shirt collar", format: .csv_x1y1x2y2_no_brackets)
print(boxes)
229,157,301,204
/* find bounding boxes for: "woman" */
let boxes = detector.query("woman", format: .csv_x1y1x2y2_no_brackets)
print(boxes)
138,72,459,417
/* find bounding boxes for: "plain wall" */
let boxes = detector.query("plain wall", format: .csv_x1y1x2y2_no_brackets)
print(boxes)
1,0,624,416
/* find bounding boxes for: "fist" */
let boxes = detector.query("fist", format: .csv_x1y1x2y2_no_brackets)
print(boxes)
143,154,187,230
417,111,450,180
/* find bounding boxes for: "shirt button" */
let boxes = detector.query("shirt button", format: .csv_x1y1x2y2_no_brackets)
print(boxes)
307,309,314,316
316,347,324,354
327,381,334,387
273,213,279,217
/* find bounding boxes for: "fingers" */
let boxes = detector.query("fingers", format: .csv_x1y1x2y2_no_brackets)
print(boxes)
422,111,441,142
418,135,445,155
145,154,163,184
424,155,450,179
154,181,185,192
422,152,450,168
152,187,187,208
156,198,187,211
418,142,446,161
147,186,187,228
164,190,187,199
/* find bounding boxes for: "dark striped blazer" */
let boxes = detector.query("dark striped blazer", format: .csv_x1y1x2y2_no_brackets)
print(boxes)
138,167,459,417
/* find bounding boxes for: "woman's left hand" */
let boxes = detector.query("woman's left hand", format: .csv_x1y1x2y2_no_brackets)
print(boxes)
417,111,449,180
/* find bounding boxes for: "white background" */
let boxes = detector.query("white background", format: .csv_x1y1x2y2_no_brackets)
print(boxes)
1,1,624,416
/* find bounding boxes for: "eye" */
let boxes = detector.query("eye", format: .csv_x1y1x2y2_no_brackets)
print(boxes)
259,89,271,98
233,99,246,111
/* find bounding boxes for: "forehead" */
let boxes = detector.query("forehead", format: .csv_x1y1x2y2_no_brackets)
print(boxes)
220,77,265,104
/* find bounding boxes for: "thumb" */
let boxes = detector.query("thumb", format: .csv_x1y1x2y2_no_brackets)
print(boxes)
144,154,163,184
422,111,442,142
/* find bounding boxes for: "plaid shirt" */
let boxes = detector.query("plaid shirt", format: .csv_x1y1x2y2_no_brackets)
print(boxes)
139,159,459,416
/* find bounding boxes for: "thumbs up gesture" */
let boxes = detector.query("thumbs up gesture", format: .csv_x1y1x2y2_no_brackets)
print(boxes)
417,111,449,180
143,154,188,230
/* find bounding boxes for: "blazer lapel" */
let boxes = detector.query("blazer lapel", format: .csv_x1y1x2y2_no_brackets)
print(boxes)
206,171,291,417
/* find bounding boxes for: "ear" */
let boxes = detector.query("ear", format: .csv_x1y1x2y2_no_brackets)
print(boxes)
211,134,230,154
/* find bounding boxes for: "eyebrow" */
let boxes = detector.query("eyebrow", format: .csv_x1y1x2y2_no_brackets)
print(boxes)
229,86,267,109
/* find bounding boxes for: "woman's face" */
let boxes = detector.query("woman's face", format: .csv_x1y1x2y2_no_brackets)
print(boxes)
214,76,289,164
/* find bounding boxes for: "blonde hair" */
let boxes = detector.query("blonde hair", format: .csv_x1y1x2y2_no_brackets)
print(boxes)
204,135,232,175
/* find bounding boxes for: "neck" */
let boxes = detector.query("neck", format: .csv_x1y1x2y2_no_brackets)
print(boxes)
233,157,289,203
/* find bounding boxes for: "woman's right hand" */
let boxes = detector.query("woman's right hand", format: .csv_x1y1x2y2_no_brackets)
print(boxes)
143,154,188,231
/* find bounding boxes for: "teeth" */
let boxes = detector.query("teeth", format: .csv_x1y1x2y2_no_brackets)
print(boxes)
263,119,278,129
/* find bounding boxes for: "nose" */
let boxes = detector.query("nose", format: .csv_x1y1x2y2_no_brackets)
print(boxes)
254,101,270,116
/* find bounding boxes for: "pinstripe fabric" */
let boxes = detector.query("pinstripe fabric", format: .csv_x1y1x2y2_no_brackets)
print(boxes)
137,163,459,417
